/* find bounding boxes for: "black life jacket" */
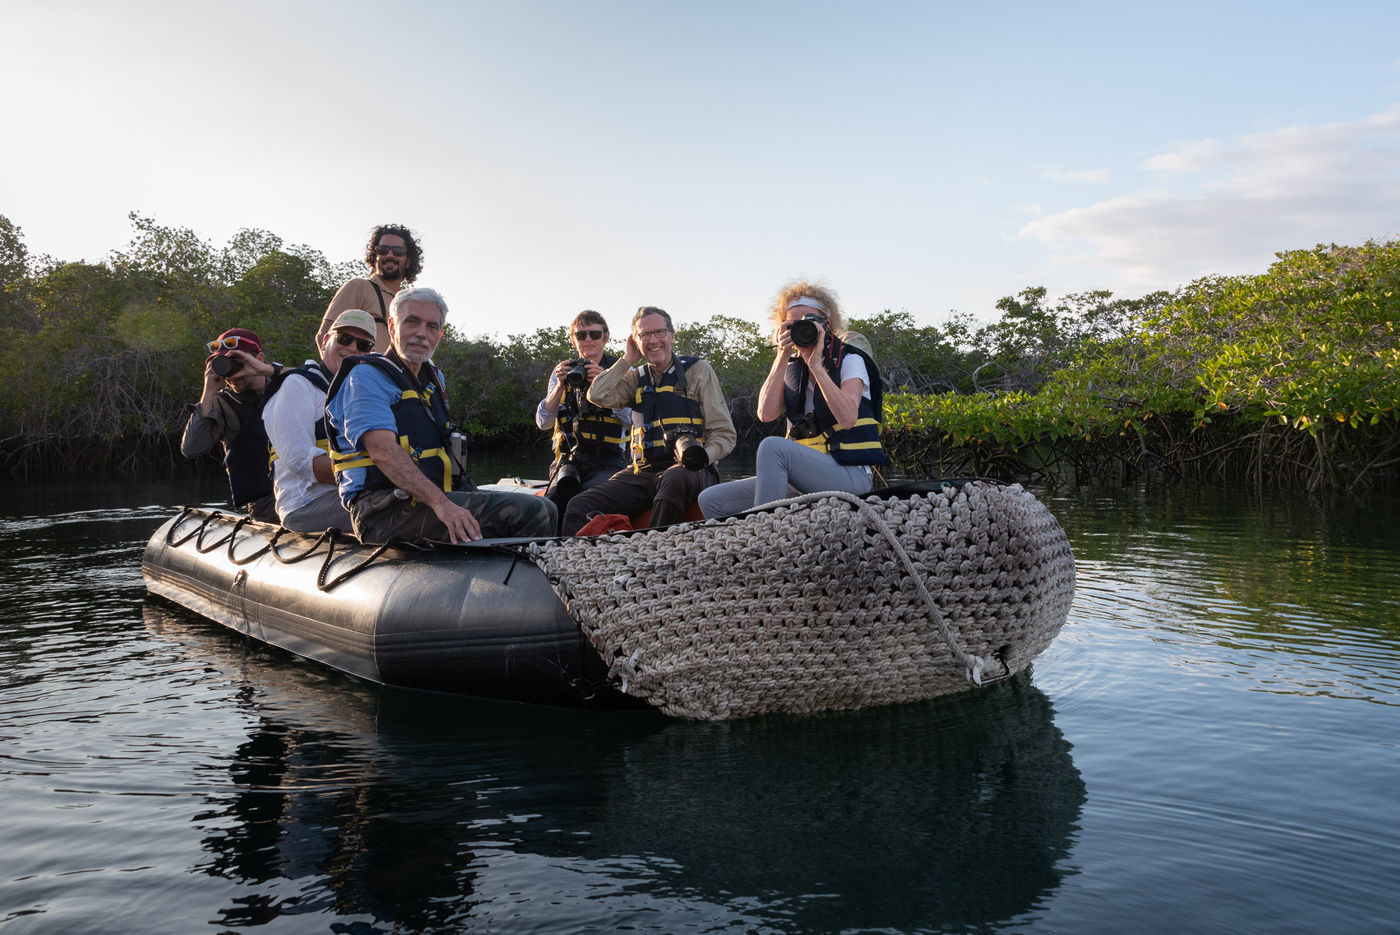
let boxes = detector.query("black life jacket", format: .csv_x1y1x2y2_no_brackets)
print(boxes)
783,339,891,467
632,355,707,471
325,352,455,494
552,353,626,472
266,361,333,473
218,388,274,506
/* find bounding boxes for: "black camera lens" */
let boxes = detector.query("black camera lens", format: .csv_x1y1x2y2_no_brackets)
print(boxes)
564,359,588,389
552,460,581,501
789,317,820,348
667,431,709,470
210,355,243,378
679,437,708,470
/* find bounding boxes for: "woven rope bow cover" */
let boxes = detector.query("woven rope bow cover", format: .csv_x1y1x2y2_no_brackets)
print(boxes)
527,482,1076,720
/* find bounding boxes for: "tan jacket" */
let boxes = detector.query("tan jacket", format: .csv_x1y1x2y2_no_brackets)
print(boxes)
316,274,399,352
588,354,737,466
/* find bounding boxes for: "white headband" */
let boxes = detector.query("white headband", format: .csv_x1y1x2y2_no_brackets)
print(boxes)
785,296,825,314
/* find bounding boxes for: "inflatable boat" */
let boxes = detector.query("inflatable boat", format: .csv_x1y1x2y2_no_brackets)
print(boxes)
141,480,1076,720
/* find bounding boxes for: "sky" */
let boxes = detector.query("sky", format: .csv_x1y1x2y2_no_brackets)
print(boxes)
4,0,1400,343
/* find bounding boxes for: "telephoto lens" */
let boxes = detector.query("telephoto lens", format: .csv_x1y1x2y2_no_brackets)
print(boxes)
554,460,581,500
210,355,243,378
564,359,588,389
788,317,820,348
675,434,709,470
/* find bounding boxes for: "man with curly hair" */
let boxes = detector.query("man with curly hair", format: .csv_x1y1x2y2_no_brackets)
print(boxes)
316,223,423,353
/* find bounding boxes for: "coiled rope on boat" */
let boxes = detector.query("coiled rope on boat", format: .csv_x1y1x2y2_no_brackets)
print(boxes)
528,481,1076,720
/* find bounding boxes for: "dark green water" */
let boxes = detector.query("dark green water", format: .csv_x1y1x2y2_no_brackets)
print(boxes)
1,464,1397,933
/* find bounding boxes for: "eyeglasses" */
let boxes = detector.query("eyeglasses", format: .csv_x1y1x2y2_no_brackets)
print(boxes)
637,328,671,341
334,332,375,353
574,329,605,341
374,245,408,257
206,335,250,353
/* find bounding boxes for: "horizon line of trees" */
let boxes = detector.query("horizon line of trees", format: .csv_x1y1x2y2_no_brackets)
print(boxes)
1,212,1396,491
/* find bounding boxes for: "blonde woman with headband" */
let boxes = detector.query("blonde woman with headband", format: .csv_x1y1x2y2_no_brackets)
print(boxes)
698,282,891,519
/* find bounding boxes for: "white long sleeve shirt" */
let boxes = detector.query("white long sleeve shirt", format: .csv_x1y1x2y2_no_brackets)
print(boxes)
263,360,337,519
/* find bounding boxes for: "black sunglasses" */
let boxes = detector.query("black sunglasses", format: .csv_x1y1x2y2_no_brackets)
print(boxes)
334,332,375,352
374,245,407,257
574,329,605,341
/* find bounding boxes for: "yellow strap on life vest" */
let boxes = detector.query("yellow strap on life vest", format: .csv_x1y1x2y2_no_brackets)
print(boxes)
330,446,375,473
790,417,884,452
577,428,626,445
397,436,452,492
268,437,330,469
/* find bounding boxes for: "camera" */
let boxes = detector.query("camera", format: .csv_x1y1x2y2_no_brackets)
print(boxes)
554,458,582,499
788,314,824,349
210,354,243,378
788,412,822,440
664,427,709,470
564,359,589,390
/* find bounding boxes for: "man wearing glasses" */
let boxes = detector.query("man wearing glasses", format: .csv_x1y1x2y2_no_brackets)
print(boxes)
326,287,557,544
180,328,279,522
535,310,630,527
560,306,736,535
315,224,423,353
262,309,378,532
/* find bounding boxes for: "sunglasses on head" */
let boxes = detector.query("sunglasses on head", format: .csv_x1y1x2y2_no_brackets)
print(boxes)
374,245,407,257
334,332,375,353
206,335,250,353
574,329,605,341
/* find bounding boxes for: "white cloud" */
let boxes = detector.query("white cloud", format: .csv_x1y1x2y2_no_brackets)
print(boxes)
1019,105,1400,291
1140,138,1223,174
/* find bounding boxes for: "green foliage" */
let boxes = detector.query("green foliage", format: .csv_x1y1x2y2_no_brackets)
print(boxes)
846,310,969,393
889,242,1400,489
0,214,336,475
110,212,220,282
675,315,771,434
0,215,29,287
227,251,334,356
2,210,1396,490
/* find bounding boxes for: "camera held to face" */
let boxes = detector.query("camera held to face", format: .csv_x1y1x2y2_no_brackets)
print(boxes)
210,354,244,378
664,427,709,470
788,314,825,349
564,359,590,390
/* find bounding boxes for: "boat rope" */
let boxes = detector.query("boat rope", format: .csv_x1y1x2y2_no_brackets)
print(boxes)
759,488,1008,686
164,507,414,590
165,507,246,553
316,537,404,591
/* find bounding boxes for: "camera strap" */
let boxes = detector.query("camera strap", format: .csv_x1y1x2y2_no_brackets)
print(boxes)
369,281,389,325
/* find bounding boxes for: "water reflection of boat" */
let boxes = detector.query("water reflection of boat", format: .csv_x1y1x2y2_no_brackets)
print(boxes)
144,601,1085,933
142,480,1075,719
574,675,1087,933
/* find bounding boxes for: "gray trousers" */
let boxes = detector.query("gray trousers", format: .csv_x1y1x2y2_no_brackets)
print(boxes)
281,488,354,534
698,436,872,519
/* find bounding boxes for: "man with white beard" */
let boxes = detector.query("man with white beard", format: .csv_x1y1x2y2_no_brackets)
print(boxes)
324,287,556,544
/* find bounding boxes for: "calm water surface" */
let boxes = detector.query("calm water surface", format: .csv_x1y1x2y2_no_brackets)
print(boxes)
1,462,1397,934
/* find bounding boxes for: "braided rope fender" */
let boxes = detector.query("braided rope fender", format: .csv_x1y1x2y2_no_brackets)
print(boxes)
527,482,1076,720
